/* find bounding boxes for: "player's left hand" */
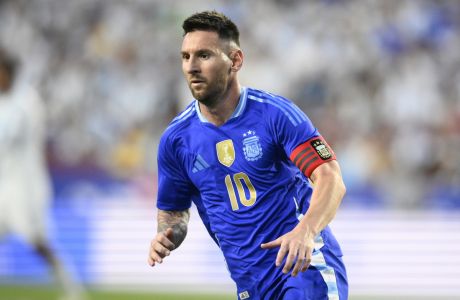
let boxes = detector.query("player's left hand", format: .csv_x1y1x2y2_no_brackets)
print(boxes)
260,227,315,277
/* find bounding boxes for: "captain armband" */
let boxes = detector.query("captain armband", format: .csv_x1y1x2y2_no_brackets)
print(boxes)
289,136,336,178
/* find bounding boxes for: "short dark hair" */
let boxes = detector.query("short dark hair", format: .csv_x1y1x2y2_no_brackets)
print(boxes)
182,10,240,46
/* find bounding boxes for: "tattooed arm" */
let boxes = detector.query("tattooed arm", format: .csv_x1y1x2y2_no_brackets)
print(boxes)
157,209,190,248
148,209,190,266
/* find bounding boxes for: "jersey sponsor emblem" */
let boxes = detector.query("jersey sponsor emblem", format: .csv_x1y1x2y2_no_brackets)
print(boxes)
216,139,235,167
239,291,250,299
311,139,332,160
242,131,263,161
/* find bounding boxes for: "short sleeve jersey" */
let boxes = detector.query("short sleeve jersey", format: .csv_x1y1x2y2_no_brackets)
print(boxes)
157,87,340,294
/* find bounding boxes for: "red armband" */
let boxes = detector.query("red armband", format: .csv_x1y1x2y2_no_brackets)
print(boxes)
289,136,336,178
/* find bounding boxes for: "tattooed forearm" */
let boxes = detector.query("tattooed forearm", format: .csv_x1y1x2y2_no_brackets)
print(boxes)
157,209,190,249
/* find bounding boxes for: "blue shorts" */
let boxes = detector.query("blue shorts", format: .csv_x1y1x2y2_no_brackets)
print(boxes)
236,243,348,300
278,246,348,300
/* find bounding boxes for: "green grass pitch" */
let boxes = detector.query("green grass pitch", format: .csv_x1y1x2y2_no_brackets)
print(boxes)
0,285,458,300
0,285,235,300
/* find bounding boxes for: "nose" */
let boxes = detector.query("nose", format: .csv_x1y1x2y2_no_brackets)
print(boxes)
184,56,200,74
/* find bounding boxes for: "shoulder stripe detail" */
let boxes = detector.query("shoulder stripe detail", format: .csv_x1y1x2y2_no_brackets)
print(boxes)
167,105,196,129
275,96,308,123
248,94,299,126
261,90,308,124
248,90,308,124
173,104,195,122
273,97,303,124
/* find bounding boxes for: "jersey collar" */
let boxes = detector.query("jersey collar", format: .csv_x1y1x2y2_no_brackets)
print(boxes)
195,87,248,123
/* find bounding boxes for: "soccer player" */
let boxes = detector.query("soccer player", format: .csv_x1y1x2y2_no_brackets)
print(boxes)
0,49,86,300
148,11,348,300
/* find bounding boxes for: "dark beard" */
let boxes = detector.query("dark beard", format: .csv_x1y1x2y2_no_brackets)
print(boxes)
194,92,217,107
191,77,229,108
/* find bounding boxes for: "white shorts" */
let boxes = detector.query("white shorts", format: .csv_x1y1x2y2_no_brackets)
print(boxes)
0,178,50,244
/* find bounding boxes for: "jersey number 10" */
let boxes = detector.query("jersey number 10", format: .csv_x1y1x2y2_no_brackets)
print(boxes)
224,172,257,211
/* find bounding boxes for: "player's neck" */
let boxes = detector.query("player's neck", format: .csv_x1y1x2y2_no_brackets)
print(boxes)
199,82,241,127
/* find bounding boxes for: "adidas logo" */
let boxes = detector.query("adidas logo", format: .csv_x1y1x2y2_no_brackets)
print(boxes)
192,154,210,173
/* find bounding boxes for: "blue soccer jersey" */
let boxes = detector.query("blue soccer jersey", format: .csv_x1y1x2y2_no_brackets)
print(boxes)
157,87,347,299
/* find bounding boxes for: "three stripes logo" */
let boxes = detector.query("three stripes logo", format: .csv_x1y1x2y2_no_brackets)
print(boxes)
192,154,210,173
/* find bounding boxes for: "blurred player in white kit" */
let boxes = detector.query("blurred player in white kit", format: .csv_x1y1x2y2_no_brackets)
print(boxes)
0,48,86,300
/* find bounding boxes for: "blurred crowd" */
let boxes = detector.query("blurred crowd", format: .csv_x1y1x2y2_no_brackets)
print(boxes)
0,0,459,209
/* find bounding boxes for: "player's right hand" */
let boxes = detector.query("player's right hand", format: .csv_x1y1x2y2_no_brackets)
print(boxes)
148,228,175,266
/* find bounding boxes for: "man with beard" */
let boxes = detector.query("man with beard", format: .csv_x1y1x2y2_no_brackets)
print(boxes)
148,11,348,300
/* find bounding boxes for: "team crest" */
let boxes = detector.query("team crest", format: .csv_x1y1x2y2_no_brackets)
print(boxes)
311,139,332,160
242,130,263,162
216,139,235,167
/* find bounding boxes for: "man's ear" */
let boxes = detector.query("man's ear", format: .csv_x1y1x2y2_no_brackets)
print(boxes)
230,49,243,72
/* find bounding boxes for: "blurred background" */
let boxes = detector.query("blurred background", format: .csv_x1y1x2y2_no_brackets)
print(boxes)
0,0,459,299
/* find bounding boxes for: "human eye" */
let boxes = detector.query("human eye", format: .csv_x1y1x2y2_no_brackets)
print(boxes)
199,51,211,60
181,53,190,60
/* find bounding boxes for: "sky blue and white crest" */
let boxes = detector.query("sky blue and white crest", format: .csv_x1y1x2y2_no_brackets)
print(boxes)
242,131,263,161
